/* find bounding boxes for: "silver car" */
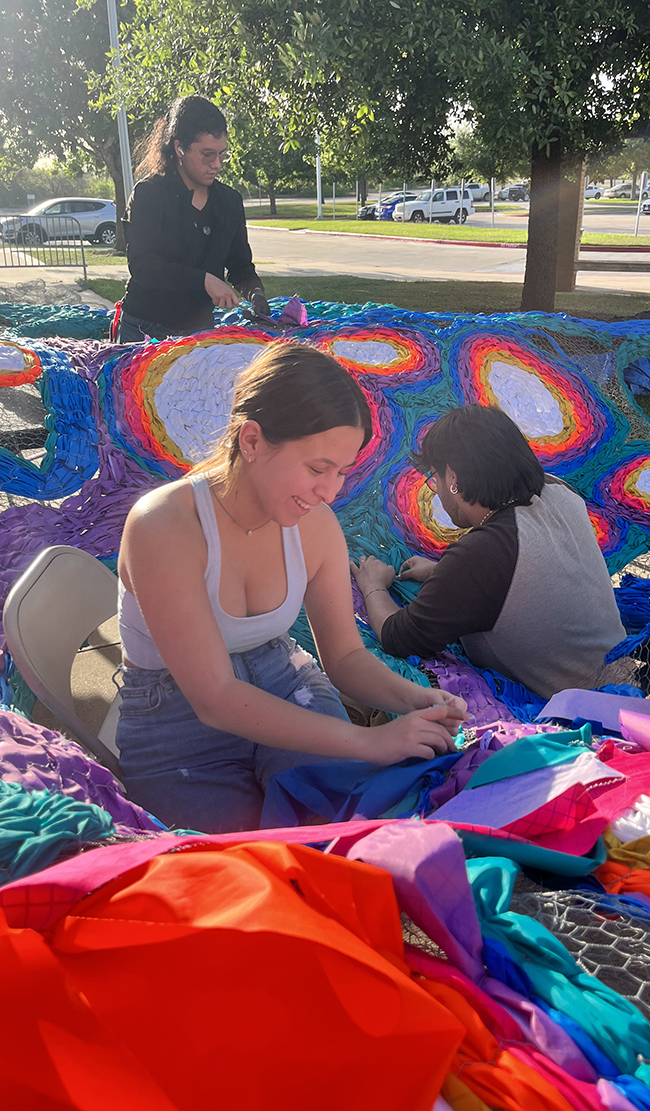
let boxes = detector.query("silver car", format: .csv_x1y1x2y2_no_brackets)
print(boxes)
0,197,117,246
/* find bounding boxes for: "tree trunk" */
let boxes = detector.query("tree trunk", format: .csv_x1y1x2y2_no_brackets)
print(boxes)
358,177,367,205
100,137,127,254
632,171,638,200
555,157,585,293
520,140,562,313
268,180,277,217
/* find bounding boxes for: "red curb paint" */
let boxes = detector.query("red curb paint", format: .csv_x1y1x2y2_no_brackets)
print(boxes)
251,225,650,253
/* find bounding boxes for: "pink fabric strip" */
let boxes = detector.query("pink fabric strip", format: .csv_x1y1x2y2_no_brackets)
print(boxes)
0,819,397,930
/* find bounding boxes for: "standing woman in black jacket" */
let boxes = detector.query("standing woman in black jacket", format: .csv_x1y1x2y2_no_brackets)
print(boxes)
117,96,270,343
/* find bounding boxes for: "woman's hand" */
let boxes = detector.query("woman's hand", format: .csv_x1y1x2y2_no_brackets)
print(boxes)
204,273,240,309
360,706,461,764
350,554,395,594
398,555,436,582
402,686,468,733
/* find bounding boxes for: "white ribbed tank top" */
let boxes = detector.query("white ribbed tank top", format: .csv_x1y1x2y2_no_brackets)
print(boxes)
118,474,308,668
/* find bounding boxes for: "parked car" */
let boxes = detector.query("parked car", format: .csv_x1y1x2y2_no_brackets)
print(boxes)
466,182,491,202
358,202,377,220
584,184,604,199
642,199,650,216
604,182,634,198
376,191,419,220
392,187,475,224
0,197,117,246
497,183,529,201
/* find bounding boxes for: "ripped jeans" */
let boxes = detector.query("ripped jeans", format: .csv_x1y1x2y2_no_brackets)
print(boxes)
116,634,349,834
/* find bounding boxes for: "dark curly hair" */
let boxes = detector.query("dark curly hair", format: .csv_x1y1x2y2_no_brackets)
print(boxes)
135,96,227,180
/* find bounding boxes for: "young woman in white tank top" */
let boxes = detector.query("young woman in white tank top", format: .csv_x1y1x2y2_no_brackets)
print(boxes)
116,341,467,833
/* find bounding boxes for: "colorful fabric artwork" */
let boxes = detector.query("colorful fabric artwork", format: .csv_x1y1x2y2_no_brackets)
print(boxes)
2,302,650,714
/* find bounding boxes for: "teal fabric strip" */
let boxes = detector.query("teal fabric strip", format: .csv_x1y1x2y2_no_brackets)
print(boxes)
468,856,650,1082
456,830,606,875
0,780,114,884
465,725,593,790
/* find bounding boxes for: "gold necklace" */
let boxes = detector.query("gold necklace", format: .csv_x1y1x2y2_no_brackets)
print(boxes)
214,495,271,536
476,497,517,528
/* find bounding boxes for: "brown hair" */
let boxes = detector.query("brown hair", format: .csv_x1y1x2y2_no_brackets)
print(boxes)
135,95,227,180
191,340,373,491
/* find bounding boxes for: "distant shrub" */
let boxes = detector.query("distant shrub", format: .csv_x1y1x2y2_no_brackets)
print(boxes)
0,168,115,208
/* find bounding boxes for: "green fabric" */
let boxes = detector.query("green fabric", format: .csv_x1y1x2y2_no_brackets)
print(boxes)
465,725,593,790
468,856,650,1081
0,780,114,883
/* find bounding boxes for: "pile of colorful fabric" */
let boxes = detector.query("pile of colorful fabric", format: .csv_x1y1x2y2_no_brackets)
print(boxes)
2,706,650,1108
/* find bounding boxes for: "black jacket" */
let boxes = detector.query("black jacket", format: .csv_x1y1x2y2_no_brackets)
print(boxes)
122,172,263,331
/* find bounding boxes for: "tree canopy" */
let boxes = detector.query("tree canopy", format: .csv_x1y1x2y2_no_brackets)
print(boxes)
0,0,140,246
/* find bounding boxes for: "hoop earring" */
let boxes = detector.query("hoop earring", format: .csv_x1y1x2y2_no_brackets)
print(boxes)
450,483,458,495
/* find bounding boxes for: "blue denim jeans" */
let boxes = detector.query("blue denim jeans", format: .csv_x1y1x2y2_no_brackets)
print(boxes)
117,311,208,343
116,635,350,834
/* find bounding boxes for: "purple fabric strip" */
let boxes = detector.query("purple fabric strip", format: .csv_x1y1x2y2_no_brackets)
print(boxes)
596,1080,639,1111
0,711,160,832
485,976,598,1082
346,819,485,981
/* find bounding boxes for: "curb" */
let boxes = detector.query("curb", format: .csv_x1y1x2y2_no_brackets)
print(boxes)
251,226,525,249
250,224,650,253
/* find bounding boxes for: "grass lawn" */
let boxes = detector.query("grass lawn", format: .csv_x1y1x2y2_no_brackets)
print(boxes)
252,218,528,241
250,218,650,248
28,246,127,266
85,274,650,320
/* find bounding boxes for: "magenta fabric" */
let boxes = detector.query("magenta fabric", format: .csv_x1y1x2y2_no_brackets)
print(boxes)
596,746,650,820
507,1046,608,1111
433,752,622,838
405,947,522,1040
0,818,399,930
0,711,159,834
346,820,485,981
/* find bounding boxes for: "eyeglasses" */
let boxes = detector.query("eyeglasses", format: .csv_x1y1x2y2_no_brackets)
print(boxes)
198,148,231,165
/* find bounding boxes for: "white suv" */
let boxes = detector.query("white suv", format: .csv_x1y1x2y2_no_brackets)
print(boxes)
392,187,475,224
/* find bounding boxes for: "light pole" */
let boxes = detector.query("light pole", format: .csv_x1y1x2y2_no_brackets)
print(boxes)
106,0,134,202
315,132,323,219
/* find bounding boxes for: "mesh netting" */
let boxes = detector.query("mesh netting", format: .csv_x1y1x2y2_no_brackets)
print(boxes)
510,880,650,1022
402,883,650,1023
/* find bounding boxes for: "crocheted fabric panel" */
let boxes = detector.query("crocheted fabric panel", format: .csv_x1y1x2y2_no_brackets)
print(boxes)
1,301,650,647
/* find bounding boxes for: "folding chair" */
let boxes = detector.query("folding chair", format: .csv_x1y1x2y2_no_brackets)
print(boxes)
3,545,123,778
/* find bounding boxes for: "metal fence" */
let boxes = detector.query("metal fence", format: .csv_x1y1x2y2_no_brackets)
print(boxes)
0,215,87,279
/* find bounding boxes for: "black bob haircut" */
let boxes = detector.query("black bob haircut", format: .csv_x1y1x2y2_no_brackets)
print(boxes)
412,404,545,510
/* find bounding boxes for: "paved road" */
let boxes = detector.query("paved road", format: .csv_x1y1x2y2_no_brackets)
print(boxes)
249,226,650,295
1,221,649,298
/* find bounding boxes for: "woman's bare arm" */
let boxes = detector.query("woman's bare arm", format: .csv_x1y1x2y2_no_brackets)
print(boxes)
119,486,462,762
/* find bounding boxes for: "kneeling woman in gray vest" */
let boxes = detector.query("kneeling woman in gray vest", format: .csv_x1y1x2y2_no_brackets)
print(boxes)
351,405,628,700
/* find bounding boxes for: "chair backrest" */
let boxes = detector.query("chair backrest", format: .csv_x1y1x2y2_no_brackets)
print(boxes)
3,545,122,777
